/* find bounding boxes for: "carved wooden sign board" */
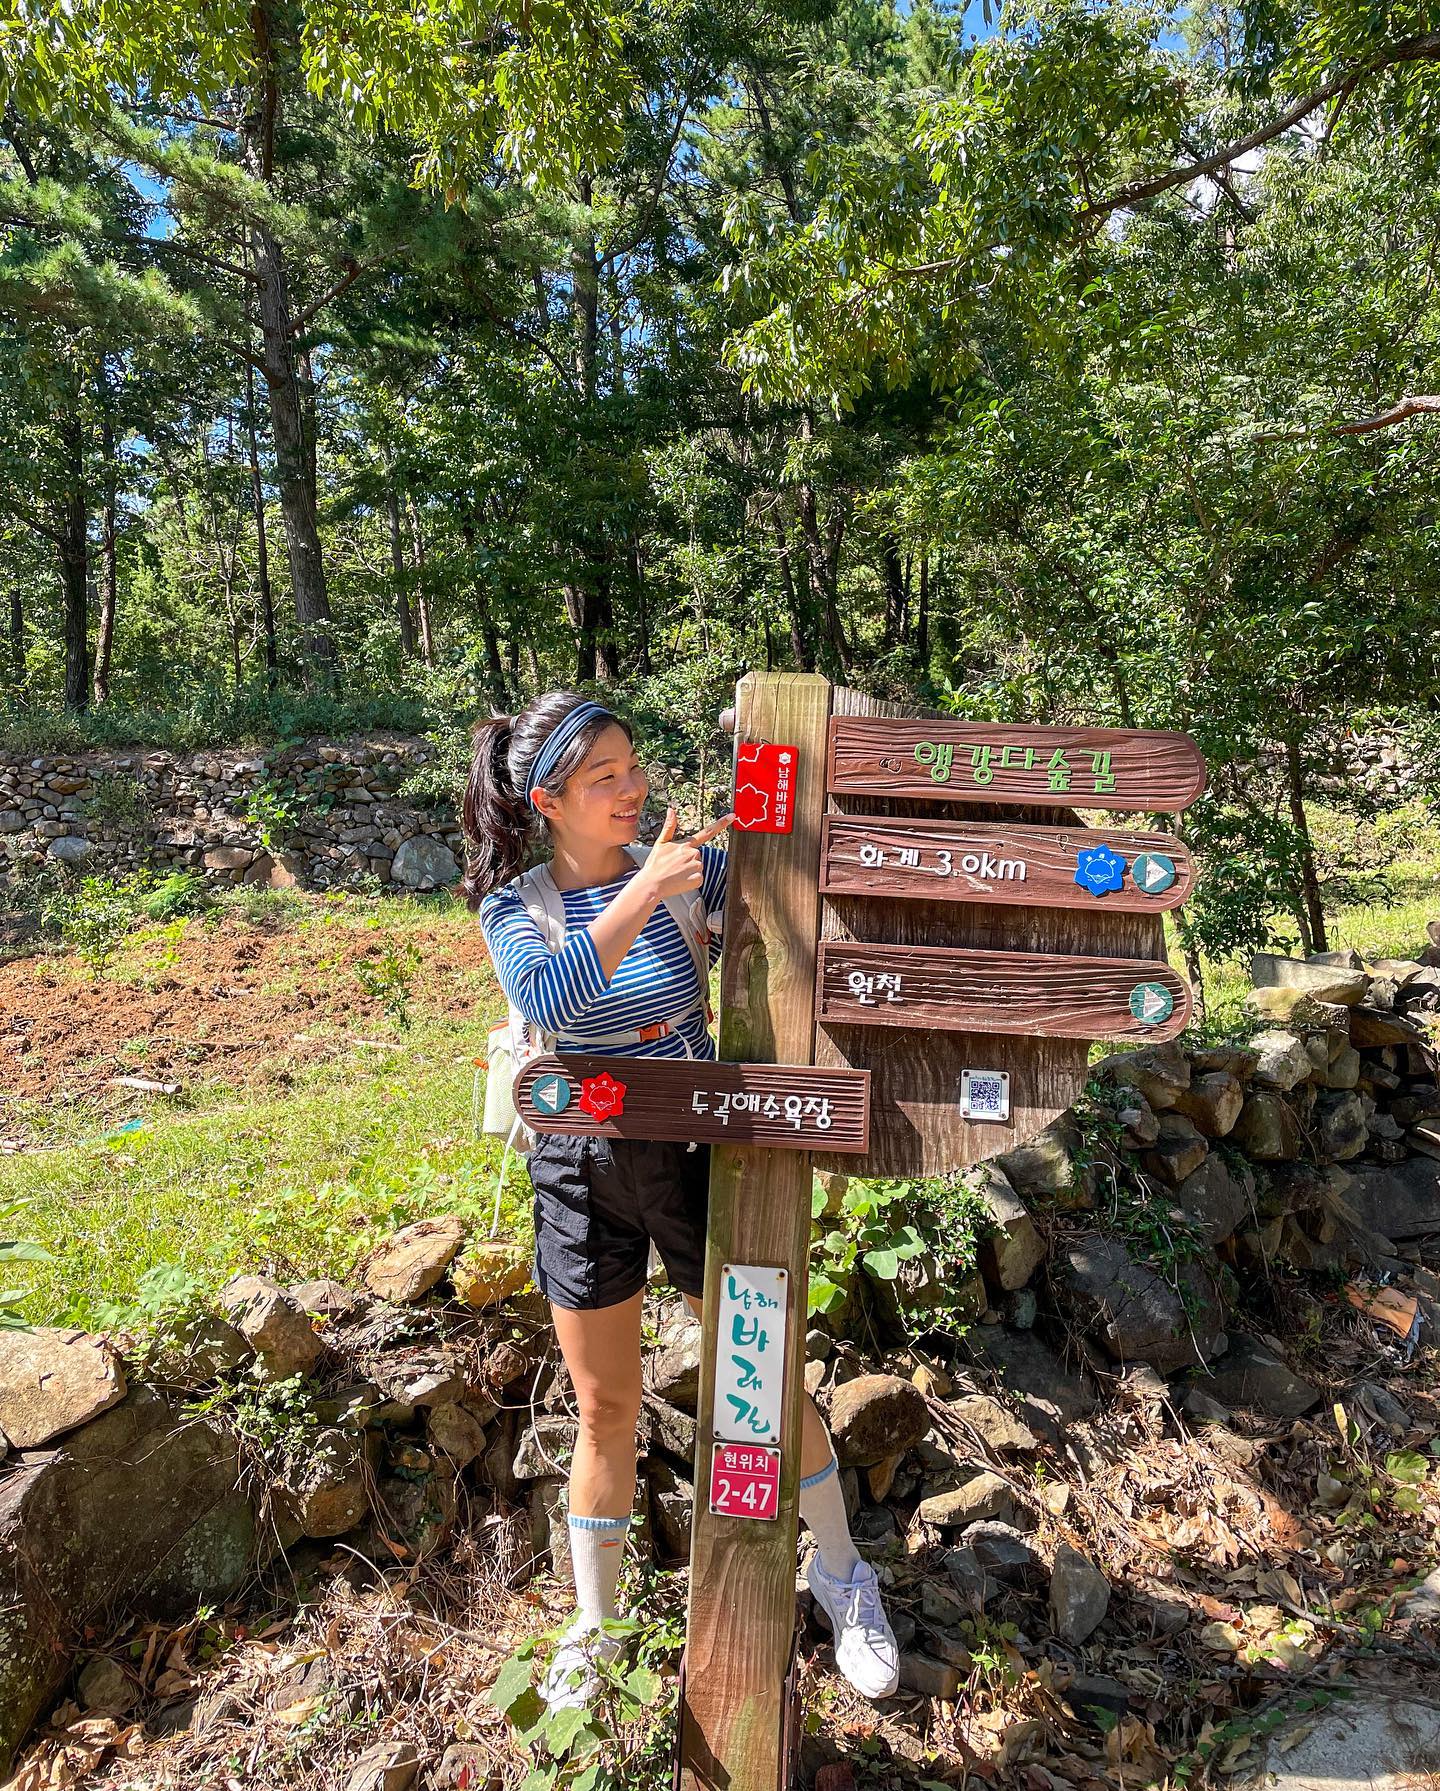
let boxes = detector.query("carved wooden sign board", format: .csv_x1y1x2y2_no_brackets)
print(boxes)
514,1054,871,1153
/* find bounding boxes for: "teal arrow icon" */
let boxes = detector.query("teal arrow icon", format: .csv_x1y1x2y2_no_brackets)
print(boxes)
1131,852,1177,895
532,1074,573,1116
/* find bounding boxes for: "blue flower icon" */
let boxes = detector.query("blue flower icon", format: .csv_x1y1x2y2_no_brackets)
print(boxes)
1074,843,1127,897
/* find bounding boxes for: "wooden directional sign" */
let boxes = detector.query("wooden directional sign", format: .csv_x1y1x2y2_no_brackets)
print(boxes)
820,816,1193,912
828,717,1206,811
514,1053,871,1154
817,942,1191,1042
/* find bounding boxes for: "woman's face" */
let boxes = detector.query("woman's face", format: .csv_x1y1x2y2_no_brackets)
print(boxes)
536,722,649,851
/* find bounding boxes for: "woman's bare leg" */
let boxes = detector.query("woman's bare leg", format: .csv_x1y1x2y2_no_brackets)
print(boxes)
551,1291,645,1516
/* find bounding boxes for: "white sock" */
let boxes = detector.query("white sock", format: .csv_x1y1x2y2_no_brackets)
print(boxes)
799,1456,861,1582
567,1514,629,1623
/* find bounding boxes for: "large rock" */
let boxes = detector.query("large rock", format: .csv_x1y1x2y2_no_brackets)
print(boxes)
1232,1090,1301,1160
1250,1031,1314,1092
964,1521,1045,1586
0,1329,126,1448
1094,1041,1190,1110
1349,1006,1426,1048
363,1216,466,1303
426,1402,488,1469
1173,1071,1245,1138
278,1427,369,1539
1049,1543,1110,1644
947,1393,1038,1454
1194,1334,1319,1420
918,1471,1012,1528
1250,953,1371,1006
451,1240,529,1310
218,1277,324,1380
0,1388,254,1776
1314,1089,1368,1161
968,1166,1045,1291
827,1374,930,1467
1060,1235,1227,1371
1173,1154,1254,1245
47,835,91,865
1144,1114,1209,1186
513,1415,579,1481
648,1458,693,1563
1345,1161,1440,1240
960,1327,1095,1424
995,1115,1090,1206
644,1312,704,1412
392,836,460,890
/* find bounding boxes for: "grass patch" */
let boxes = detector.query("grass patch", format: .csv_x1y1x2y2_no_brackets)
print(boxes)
0,1011,529,1328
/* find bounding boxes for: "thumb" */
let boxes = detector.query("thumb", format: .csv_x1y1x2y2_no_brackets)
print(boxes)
657,805,678,844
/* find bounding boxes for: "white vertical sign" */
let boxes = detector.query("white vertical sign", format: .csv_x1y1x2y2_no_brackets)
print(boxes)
712,1263,790,1444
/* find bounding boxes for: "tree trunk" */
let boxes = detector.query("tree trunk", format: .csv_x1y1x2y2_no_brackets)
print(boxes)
253,222,334,674
565,184,616,684
630,532,651,676
8,590,24,700
93,368,118,705
242,357,278,683
796,412,848,675
1284,737,1328,953
387,485,416,656
917,550,930,667
769,508,812,671
408,497,434,665
881,537,904,650
59,418,89,712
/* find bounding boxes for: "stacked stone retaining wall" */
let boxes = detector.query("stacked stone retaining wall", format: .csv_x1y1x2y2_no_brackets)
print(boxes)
0,735,464,892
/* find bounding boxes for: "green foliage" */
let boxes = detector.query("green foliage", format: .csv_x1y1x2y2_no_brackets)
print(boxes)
240,780,303,853
487,1565,683,1791
809,1170,991,1324
81,771,150,828
91,1260,205,1342
353,928,422,1029
0,1199,53,1330
41,873,144,977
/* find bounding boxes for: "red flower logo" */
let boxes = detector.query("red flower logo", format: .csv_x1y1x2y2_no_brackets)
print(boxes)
579,1072,627,1121
733,781,771,829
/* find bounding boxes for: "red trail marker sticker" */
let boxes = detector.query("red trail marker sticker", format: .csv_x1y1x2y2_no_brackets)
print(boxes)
709,1442,781,1520
734,743,798,834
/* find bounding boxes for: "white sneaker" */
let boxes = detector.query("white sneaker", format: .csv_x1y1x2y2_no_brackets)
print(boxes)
805,1555,901,1699
540,1614,622,1710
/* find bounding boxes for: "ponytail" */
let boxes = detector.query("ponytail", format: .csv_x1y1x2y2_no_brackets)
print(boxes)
459,690,633,909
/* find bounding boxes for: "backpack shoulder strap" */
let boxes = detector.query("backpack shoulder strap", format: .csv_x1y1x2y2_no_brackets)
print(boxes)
511,863,567,953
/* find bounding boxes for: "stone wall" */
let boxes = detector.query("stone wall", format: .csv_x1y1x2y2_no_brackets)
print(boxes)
0,736,465,892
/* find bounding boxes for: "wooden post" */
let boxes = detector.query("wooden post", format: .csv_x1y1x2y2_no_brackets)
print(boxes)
679,672,832,1791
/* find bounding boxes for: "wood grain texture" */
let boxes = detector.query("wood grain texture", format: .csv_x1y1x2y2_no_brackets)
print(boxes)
817,941,1191,1041
515,1053,870,1153
820,815,1193,912
679,674,832,1791
813,687,1181,1176
828,717,1206,811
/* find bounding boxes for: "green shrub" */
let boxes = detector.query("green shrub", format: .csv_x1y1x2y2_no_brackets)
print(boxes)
41,874,146,977
0,1200,52,1330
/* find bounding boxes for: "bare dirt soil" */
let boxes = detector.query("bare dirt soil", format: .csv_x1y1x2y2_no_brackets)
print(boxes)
0,910,498,1144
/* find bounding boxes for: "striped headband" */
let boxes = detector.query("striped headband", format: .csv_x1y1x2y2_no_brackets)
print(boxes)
524,700,614,806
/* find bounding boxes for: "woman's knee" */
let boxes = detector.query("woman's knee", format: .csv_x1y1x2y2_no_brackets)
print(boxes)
573,1380,642,1441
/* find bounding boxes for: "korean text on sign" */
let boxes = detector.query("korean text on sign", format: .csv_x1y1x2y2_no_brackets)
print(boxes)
691,1088,834,1131
712,1264,789,1444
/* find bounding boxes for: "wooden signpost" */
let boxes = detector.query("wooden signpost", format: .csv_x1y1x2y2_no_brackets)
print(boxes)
518,675,1206,1791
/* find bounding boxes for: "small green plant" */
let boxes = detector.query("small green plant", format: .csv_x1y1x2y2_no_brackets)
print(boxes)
93,1261,206,1343
488,1564,684,1791
810,1177,926,1316
191,1369,324,1469
42,874,145,977
354,929,422,1029
142,870,207,920
240,780,302,852
82,772,151,829
0,1199,53,1329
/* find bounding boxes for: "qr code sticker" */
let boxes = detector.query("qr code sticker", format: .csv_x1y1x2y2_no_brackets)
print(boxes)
960,1070,1010,1121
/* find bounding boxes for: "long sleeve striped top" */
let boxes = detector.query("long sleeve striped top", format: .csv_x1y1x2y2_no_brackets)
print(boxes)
479,846,727,1060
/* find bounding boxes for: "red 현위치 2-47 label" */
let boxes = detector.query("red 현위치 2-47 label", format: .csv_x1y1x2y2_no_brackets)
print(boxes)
709,1442,781,1520
734,743,798,834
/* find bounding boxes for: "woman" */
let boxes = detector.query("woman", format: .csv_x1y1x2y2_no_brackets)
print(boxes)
465,689,899,1710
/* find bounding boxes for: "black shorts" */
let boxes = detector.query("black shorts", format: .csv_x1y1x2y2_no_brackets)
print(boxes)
527,1134,710,1310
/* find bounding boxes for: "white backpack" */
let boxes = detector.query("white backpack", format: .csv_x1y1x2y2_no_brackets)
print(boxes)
480,846,716,1225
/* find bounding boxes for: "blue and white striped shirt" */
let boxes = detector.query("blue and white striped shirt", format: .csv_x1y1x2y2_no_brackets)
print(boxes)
479,846,728,1060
